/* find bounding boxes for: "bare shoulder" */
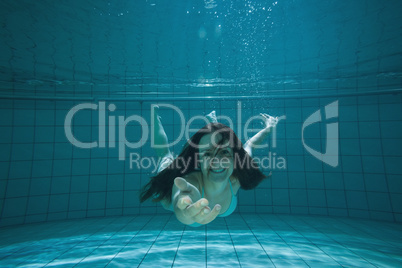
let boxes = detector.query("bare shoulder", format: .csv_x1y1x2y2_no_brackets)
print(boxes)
182,171,202,192
230,176,241,194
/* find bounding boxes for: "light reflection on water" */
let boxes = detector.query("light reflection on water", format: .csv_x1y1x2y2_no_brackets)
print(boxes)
0,215,401,267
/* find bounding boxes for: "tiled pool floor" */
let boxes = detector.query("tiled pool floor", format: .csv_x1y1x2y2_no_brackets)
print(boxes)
0,214,401,267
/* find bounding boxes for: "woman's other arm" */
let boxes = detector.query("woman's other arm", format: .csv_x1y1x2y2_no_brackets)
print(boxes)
244,113,278,157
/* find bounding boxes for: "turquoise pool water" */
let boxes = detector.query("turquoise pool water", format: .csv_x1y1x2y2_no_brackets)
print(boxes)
0,0,402,267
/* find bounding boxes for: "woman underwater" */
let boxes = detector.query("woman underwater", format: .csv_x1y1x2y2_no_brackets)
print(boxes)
140,107,278,227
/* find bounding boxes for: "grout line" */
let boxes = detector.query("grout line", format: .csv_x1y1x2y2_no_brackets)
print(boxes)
136,215,172,267
104,215,155,267
239,213,276,267
1,88,401,102
223,217,242,268
335,216,402,252
42,217,121,267
298,215,380,267
171,222,186,268
276,214,345,267
257,214,310,267
71,216,138,267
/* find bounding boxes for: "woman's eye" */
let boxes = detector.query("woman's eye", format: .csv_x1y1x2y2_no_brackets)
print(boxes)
220,149,232,156
203,152,211,158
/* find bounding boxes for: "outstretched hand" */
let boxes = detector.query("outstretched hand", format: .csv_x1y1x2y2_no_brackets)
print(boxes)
174,177,221,225
260,113,278,129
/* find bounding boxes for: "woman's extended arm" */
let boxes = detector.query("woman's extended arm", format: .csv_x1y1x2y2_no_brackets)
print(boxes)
171,177,221,226
244,113,278,157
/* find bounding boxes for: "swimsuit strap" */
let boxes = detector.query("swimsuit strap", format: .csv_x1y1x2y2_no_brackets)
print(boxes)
228,179,234,196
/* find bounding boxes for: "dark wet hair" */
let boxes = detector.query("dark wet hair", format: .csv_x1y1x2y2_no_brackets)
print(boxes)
139,123,268,204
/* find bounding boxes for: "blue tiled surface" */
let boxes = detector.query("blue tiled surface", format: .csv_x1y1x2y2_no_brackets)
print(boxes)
0,214,401,267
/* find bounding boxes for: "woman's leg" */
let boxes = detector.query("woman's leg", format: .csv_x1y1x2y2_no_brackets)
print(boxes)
206,110,218,123
152,106,174,209
153,105,172,159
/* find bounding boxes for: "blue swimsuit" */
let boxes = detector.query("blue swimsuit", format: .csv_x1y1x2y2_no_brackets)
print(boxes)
203,179,237,217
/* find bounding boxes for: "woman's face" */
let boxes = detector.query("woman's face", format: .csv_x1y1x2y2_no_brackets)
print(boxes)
198,133,234,182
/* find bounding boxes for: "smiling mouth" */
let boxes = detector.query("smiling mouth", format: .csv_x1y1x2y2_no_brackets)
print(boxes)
210,168,226,173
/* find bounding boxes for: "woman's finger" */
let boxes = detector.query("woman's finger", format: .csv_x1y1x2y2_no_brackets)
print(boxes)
185,198,210,218
174,177,190,192
176,196,193,210
197,204,221,224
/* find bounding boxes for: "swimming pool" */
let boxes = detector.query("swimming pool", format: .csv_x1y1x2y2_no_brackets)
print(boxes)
0,0,401,267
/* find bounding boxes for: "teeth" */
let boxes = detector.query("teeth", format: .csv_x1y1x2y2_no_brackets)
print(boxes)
211,168,225,173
